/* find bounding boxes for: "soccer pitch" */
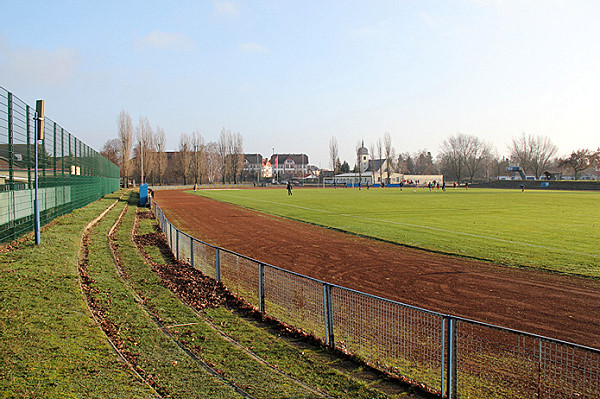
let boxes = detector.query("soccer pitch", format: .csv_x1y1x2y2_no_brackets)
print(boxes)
194,187,600,277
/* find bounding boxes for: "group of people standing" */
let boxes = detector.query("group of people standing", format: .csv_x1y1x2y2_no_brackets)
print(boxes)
427,181,446,191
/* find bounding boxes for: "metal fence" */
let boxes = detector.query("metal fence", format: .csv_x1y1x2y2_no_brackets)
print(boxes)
0,86,120,243
152,200,600,399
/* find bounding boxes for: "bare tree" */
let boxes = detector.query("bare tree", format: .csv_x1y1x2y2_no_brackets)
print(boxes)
177,133,193,185
509,133,558,178
558,149,595,179
117,110,134,187
383,133,394,184
218,128,232,183
204,141,221,184
100,138,121,166
440,133,493,182
231,132,244,184
135,116,153,184
485,151,505,181
214,128,244,184
155,127,167,185
509,133,531,174
593,148,600,169
191,131,205,185
329,137,339,175
440,133,467,183
531,136,558,178
463,136,493,182
369,142,376,184
376,138,383,185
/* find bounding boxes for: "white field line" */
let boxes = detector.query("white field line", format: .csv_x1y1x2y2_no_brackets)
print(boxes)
212,192,599,259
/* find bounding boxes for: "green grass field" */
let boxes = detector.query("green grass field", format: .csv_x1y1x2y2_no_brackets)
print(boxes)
193,187,600,277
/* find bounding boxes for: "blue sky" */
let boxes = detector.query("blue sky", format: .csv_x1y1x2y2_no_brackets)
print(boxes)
1,1,599,168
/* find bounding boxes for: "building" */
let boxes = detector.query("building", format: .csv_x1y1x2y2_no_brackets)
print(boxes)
328,143,443,187
128,150,320,185
269,153,309,180
243,154,264,179
326,172,444,187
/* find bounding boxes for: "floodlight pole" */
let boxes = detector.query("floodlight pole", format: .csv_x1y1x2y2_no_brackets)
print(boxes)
33,111,41,245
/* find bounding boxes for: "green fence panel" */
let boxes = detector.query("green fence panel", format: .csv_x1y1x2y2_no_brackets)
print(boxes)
0,86,120,243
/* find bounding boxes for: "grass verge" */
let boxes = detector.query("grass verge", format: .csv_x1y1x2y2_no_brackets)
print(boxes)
82,190,239,398
0,190,154,398
1,189,430,398
129,195,416,398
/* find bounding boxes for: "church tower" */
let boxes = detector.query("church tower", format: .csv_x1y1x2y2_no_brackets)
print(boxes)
357,140,369,173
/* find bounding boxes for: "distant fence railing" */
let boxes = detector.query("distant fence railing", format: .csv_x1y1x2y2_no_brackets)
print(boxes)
0,86,120,243
151,198,600,398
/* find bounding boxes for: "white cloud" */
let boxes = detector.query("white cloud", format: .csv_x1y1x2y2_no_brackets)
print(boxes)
352,26,379,37
214,1,239,17
421,12,440,30
240,42,269,53
351,20,391,39
135,31,197,51
0,36,79,87
469,0,506,7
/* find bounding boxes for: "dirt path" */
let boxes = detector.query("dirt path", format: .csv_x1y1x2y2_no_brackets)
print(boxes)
154,189,600,349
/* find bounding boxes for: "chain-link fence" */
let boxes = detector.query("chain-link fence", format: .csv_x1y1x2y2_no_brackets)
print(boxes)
453,318,600,398
152,195,600,399
0,87,120,243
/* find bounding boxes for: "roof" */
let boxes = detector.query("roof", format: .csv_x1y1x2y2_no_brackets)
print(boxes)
364,158,386,172
357,140,368,155
243,153,263,163
270,153,309,165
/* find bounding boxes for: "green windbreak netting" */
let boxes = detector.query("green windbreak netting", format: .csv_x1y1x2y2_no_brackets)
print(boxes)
0,86,120,243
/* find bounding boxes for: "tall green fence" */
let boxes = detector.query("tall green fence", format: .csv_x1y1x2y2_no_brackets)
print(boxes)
0,86,120,243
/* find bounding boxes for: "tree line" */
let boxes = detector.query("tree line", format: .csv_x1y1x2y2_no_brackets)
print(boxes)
102,111,244,186
329,132,599,183
102,110,598,185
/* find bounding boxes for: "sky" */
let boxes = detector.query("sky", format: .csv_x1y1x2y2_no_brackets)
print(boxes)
1,1,599,168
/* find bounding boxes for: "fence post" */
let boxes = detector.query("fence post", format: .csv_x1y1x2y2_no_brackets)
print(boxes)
190,236,194,267
175,228,179,261
26,105,31,191
7,93,15,240
323,283,334,348
215,248,221,282
258,263,265,313
445,316,457,399
441,317,447,397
